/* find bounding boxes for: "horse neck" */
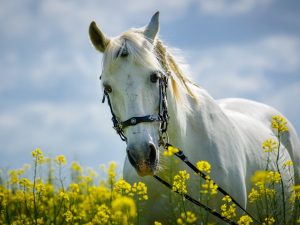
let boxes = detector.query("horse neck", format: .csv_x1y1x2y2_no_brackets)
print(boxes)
166,85,233,157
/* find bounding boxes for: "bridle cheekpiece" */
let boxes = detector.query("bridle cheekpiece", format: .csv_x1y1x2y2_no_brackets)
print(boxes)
101,71,170,145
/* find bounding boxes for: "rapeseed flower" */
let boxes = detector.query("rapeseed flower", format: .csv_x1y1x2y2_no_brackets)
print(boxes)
64,210,73,222
172,170,190,195
164,145,179,156
196,161,211,173
107,161,117,185
177,211,197,224
200,176,218,195
132,182,148,200
262,216,275,225
220,195,236,220
71,161,83,173
114,179,131,195
92,204,111,224
237,215,253,225
112,196,136,218
283,160,293,167
248,188,260,203
69,183,80,193
59,191,69,201
55,155,67,165
251,170,281,186
272,115,288,133
32,148,45,163
262,139,278,153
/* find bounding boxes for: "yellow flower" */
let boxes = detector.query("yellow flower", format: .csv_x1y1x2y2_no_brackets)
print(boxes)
177,211,197,224
262,139,278,153
154,222,162,225
112,196,136,218
201,176,218,195
59,191,69,201
32,148,45,164
221,196,236,220
294,185,300,197
92,204,111,224
271,115,288,133
163,145,179,156
237,215,253,225
114,179,132,195
9,170,20,184
19,178,32,188
222,195,232,203
107,161,117,185
196,161,211,173
69,183,80,193
172,170,190,195
35,181,46,193
283,160,293,167
262,216,275,225
55,155,67,165
71,161,83,173
132,182,148,200
64,210,73,222
251,170,281,185
248,188,260,203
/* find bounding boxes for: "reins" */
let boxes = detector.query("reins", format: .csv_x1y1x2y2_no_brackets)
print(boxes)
166,143,260,224
100,61,259,225
153,175,237,225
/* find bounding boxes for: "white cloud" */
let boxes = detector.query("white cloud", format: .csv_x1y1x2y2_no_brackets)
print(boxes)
196,0,273,15
188,34,300,97
0,101,125,168
185,34,300,134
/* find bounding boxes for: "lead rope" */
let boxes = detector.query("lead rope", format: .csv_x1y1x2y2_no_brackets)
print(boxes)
164,143,260,224
153,175,238,225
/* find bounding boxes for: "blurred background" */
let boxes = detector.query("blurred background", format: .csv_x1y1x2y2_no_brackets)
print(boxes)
0,0,299,172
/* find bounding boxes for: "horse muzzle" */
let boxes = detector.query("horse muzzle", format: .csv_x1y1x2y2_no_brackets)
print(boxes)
126,142,158,176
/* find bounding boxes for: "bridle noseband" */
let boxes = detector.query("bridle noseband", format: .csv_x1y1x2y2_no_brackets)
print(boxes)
101,72,169,144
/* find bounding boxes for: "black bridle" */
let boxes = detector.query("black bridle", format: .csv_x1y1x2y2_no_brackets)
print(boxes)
101,72,169,143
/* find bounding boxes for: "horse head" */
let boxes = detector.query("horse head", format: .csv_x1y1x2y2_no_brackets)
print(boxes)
89,12,166,176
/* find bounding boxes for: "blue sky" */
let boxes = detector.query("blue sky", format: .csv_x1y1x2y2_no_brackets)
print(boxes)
1,0,300,172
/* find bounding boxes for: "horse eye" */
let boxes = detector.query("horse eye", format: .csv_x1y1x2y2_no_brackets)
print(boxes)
120,49,128,57
150,73,159,83
104,84,112,93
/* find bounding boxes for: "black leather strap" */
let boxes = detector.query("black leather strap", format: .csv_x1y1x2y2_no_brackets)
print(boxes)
153,175,237,225
121,115,162,129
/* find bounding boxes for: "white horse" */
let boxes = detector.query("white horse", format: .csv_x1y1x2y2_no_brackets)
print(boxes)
89,12,300,224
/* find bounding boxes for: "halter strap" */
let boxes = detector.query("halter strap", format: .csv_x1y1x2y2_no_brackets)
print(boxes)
121,115,162,128
101,73,169,142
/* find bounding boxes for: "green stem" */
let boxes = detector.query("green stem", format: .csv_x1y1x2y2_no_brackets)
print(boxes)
276,131,286,225
181,195,187,222
33,159,38,225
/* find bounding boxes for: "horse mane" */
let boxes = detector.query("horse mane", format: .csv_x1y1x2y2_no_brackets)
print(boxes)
103,29,201,133
154,39,199,102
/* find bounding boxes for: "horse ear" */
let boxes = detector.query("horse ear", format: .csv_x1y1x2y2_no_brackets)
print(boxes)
144,11,160,42
89,21,110,52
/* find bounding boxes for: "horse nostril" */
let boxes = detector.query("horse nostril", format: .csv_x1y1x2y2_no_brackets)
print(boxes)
127,149,137,167
149,142,157,164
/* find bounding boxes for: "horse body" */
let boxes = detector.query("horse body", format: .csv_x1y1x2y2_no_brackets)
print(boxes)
89,12,300,224
124,87,299,224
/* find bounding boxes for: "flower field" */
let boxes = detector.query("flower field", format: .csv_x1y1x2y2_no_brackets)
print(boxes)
0,116,300,225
